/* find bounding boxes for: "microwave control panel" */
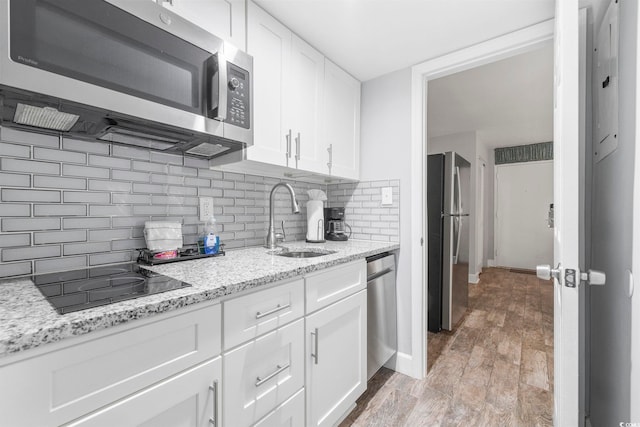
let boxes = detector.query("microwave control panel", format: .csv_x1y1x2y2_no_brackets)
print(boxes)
226,63,250,129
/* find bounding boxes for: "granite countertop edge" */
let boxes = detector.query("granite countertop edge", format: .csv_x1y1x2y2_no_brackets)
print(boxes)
0,240,399,359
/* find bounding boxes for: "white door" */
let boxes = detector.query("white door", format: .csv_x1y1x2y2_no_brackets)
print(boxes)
288,35,326,174
543,1,583,425
323,59,361,180
246,2,290,167
495,161,554,270
306,290,367,427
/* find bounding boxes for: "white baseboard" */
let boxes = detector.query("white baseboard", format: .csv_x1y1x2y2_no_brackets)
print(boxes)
469,273,480,284
488,259,496,267
384,351,419,378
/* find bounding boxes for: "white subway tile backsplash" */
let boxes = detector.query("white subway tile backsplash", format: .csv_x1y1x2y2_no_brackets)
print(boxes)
62,138,110,154
35,256,86,274
34,175,86,190
63,191,110,204
63,164,109,179
63,242,111,256
0,204,31,217
1,127,59,148
0,126,400,278
111,169,149,182
62,217,110,229
2,245,61,262
34,147,86,163
34,230,87,245
0,142,31,158
1,158,60,175
0,233,31,248
34,204,87,217
89,154,131,169
2,218,60,232
0,262,32,277
88,179,132,193
0,172,31,187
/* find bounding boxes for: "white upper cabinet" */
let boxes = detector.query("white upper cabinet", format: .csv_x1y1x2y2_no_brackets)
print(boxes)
323,59,361,181
286,35,326,174
245,1,290,167
158,0,246,49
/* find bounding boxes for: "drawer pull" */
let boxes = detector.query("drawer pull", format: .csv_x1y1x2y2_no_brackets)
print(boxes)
311,328,319,365
255,303,291,319
208,381,218,426
255,363,290,387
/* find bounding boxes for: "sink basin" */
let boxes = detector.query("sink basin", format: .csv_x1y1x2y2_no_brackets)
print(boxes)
275,249,336,258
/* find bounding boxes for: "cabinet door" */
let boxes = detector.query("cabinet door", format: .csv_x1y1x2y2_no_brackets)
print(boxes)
68,357,222,427
323,59,361,180
223,319,304,427
161,0,246,49
288,35,326,174
246,2,290,167
254,388,305,427
306,290,367,427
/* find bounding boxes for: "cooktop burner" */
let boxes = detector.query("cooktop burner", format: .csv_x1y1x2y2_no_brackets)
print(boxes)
32,263,191,315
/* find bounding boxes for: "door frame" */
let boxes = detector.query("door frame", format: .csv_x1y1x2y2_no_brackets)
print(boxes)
493,159,554,269
408,20,555,379
631,0,640,417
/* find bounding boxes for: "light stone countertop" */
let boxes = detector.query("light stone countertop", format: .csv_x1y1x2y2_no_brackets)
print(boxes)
0,240,398,359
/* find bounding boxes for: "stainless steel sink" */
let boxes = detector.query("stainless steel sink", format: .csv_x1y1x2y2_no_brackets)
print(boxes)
275,249,336,258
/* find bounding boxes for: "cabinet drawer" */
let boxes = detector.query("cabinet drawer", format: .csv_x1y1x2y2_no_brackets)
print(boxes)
223,278,304,350
305,259,366,313
67,357,221,427
0,303,221,427
253,388,305,427
223,319,304,427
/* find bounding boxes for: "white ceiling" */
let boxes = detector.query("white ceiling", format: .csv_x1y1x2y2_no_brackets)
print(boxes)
253,0,555,82
427,43,554,148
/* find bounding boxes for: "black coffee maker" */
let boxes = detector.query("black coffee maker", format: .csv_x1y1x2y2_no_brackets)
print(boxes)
324,207,350,241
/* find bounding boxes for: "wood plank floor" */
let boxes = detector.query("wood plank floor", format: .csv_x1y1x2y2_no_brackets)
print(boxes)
339,268,554,427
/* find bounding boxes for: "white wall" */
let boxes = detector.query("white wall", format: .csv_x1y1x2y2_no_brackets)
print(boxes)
360,68,413,356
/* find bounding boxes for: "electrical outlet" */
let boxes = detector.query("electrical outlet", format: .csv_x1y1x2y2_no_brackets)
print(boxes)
381,187,393,206
199,197,214,221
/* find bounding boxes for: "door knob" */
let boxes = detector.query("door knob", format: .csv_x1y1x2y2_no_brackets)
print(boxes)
537,264,561,281
580,269,606,286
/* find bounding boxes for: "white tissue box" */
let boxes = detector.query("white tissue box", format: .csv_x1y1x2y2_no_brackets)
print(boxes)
144,221,183,252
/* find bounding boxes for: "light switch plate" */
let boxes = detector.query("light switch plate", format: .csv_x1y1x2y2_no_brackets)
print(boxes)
381,187,393,206
199,197,214,221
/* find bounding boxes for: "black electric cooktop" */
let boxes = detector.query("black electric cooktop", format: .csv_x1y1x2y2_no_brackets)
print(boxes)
32,263,191,315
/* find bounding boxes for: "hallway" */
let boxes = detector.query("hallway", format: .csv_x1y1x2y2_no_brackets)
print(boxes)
340,268,554,426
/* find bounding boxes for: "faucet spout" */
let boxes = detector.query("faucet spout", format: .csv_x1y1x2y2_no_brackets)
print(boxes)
265,183,300,249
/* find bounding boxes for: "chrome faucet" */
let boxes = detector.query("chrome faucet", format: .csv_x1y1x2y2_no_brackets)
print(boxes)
265,183,300,249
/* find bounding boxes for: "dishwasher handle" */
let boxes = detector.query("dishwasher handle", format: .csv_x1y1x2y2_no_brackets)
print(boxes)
367,268,394,282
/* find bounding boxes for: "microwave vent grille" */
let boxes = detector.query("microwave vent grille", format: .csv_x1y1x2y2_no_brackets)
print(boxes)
13,103,79,131
185,142,230,157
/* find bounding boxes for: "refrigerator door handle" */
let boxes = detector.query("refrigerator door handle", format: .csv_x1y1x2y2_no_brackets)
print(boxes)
453,215,461,264
455,166,462,215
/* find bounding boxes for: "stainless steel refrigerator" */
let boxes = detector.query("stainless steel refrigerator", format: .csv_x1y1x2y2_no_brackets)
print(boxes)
427,152,471,332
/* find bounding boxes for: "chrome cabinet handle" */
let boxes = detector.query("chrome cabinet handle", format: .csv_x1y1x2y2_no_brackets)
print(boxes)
208,381,218,426
256,303,291,319
255,363,290,387
327,144,333,173
285,129,292,165
311,328,319,364
295,132,301,168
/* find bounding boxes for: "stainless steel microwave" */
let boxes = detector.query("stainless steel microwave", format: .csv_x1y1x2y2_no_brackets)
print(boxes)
0,0,252,158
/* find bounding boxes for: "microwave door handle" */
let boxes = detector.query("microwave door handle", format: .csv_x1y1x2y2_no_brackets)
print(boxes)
213,52,227,121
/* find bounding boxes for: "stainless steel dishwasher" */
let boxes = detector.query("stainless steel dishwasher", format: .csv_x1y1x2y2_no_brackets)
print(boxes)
366,252,397,380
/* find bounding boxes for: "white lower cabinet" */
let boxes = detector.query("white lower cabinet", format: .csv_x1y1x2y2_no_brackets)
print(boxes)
223,318,304,427
68,357,222,427
254,388,305,427
306,289,367,427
